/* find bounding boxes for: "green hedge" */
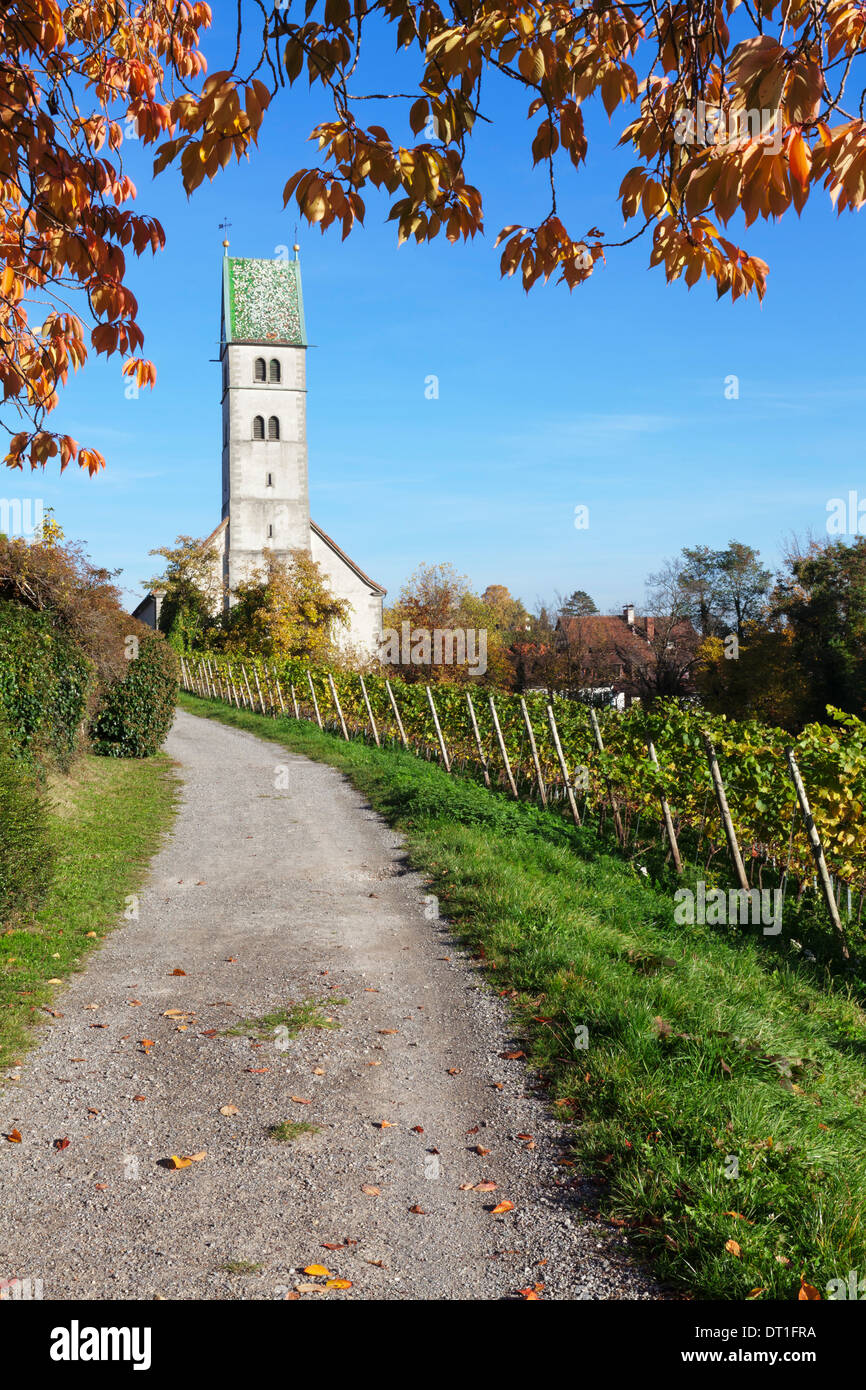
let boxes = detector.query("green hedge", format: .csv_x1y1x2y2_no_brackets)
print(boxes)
0,601,92,766
91,631,178,757
0,726,52,924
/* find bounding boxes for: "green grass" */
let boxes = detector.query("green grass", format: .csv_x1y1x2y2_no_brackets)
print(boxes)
267,1120,320,1143
180,691,866,1302
0,752,179,1070
225,997,346,1040
217,1260,263,1274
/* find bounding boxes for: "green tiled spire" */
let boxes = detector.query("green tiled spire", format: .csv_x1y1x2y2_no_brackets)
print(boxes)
223,256,307,346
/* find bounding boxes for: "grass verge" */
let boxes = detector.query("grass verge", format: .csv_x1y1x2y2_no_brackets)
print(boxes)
179,693,866,1301
225,997,345,1040
267,1120,320,1143
0,752,178,1070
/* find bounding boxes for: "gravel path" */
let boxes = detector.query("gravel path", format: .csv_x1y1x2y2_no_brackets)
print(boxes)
0,708,663,1301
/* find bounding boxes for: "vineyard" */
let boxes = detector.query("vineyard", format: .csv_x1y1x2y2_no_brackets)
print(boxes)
181,653,866,954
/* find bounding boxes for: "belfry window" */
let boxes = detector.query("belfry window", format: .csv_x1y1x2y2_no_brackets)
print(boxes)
253,415,265,440
269,359,281,383
267,416,280,440
254,358,266,382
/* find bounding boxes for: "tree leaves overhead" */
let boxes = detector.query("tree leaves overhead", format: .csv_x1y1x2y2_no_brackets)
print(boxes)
0,2,215,471
7,3,865,473
155,0,865,304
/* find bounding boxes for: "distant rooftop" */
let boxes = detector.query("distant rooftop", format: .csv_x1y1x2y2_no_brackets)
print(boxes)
223,256,307,346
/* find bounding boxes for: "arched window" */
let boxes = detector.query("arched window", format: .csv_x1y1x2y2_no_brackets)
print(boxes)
268,359,281,383
253,415,265,440
267,416,280,440
254,358,266,382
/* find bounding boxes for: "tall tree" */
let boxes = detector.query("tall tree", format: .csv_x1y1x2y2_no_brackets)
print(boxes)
774,537,866,722
558,589,598,617
713,541,773,638
676,546,719,638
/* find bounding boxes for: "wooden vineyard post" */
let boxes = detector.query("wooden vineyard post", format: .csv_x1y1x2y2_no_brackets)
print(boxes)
179,657,188,692
466,691,490,787
290,683,300,719
425,685,451,772
239,665,254,710
785,748,850,959
546,703,581,827
253,666,267,715
489,696,518,799
306,670,324,729
359,675,381,748
328,674,350,741
385,679,409,750
520,698,547,807
588,707,625,846
647,739,683,875
227,665,241,708
273,670,287,716
702,733,749,892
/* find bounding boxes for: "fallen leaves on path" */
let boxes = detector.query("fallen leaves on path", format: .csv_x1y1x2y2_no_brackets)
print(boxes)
165,1151,207,1169
171,969,186,976
5,1128,22,1143
374,1121,395,1129
377,1029,398,1035
408,1205,427,1215
245,1067,269,1074
219,1105,239,1116
133,1095,146,1103
410,1126,424,1134
54,1138,70,1150
326,1278,352,1289
474,1145,490,1156
361,1184,380,1196
490,1200,515,1215
290,1096,311,1105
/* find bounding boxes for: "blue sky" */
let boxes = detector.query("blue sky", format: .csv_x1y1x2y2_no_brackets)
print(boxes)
7,11,864,614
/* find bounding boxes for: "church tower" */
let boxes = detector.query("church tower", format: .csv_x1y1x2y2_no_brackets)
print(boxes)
219,249,310,598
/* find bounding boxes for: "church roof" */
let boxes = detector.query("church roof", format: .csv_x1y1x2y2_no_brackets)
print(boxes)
310,520,387,596
222,256,307,346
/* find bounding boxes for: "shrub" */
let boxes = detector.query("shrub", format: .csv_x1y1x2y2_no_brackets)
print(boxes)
0,601,93,766
0,726,53,924
91,630,178,757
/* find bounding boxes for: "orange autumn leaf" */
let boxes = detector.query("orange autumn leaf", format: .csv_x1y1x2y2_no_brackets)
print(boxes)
799,1278,821,1300
325,1278,352,1289
303,1264,330,1277
490,1200,515,1215
725,1240,742,1257
6,1128,22,1143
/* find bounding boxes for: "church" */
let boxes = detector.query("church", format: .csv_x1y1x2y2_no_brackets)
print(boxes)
134,248,385,653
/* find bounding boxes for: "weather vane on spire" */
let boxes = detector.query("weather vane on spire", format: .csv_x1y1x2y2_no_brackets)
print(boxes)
219,216,232,255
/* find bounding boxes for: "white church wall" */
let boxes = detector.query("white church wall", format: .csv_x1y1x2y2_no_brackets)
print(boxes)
310,528,383,657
